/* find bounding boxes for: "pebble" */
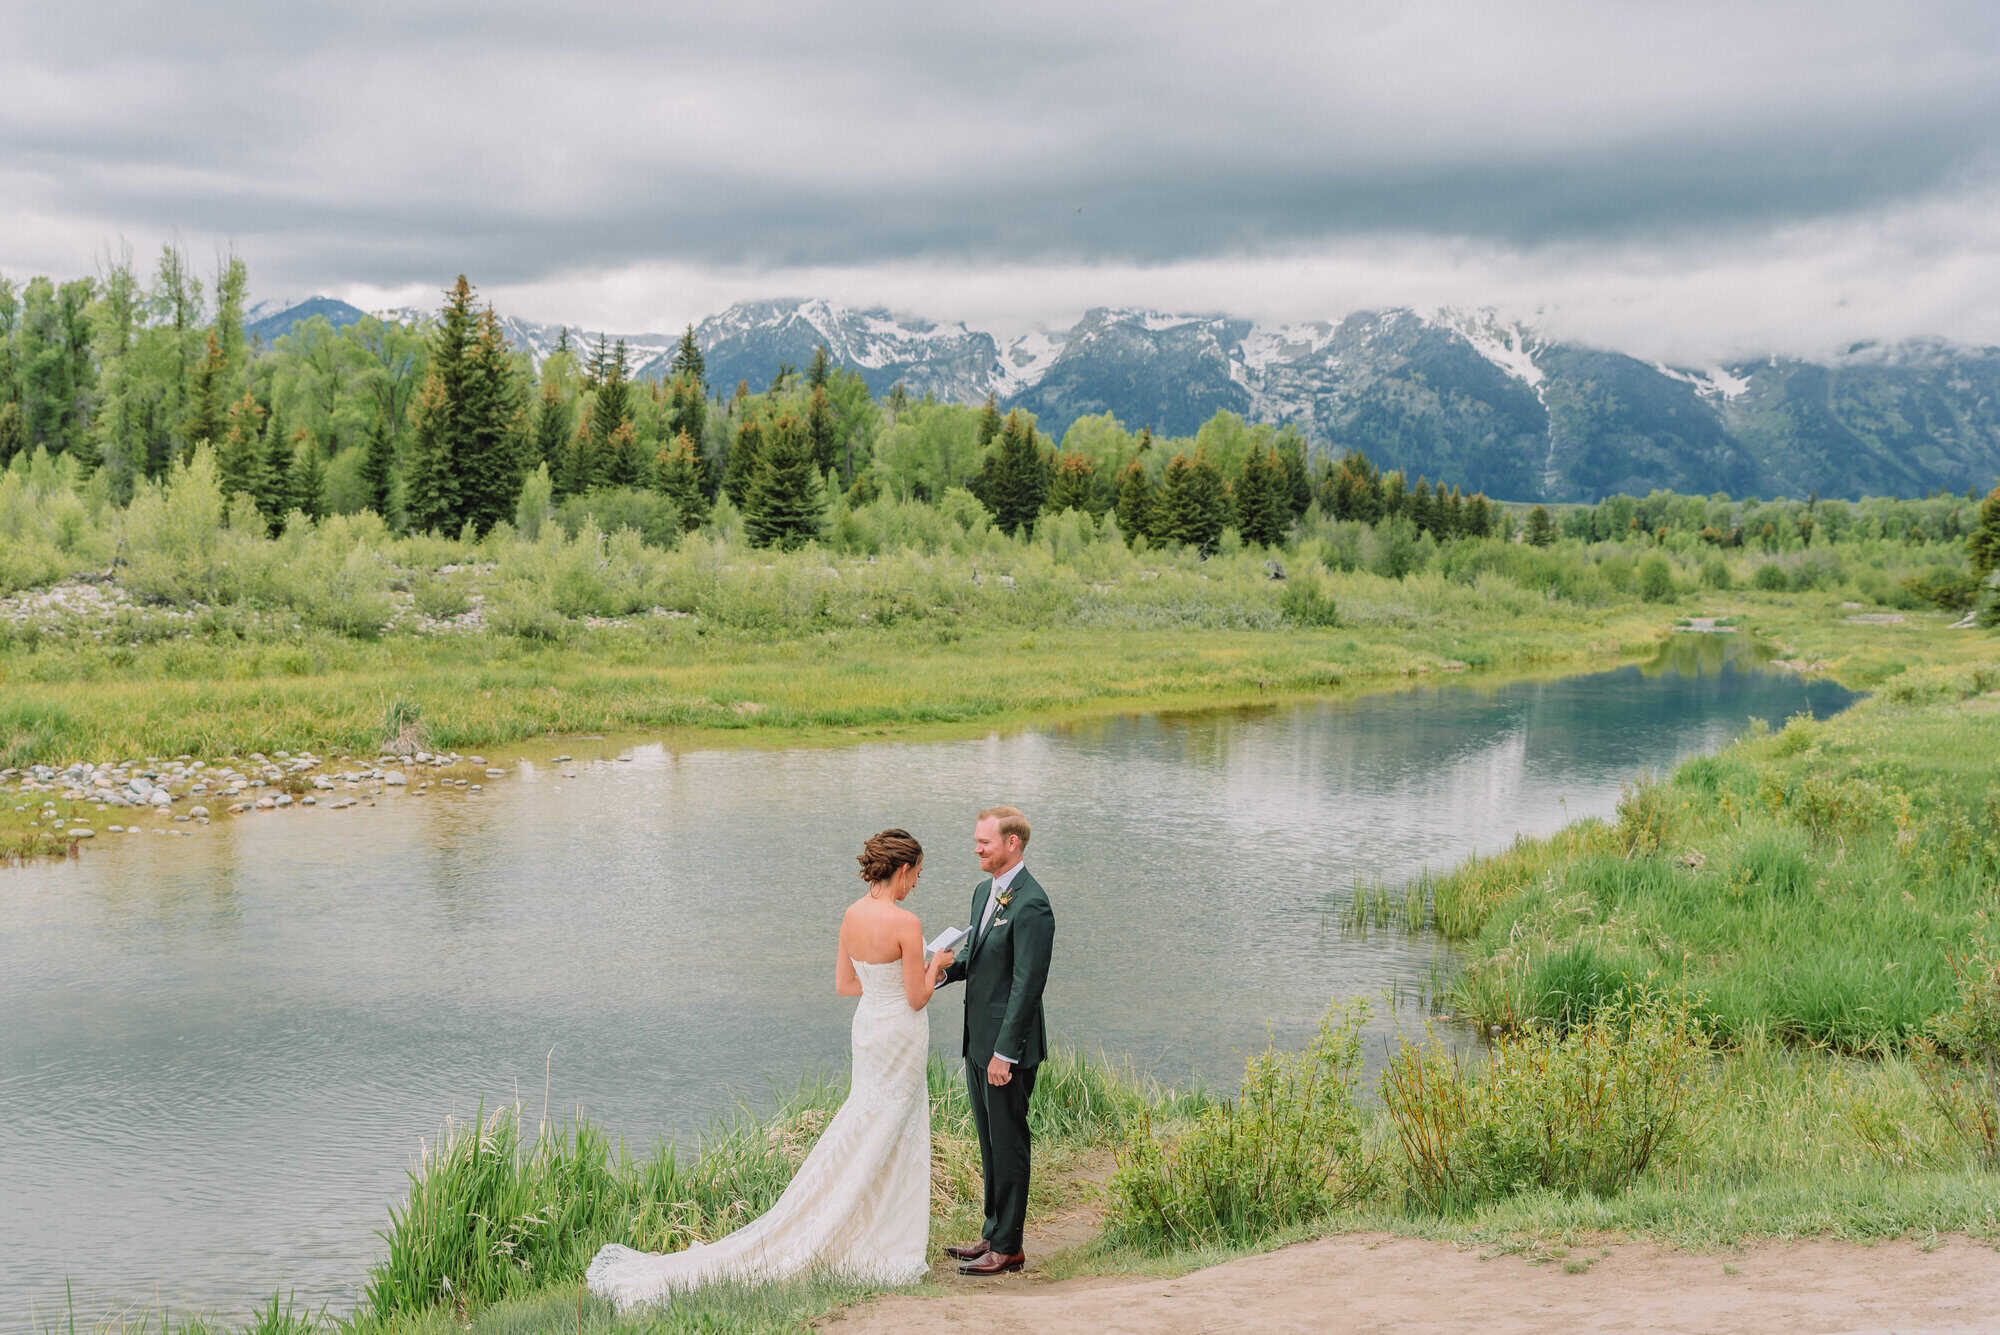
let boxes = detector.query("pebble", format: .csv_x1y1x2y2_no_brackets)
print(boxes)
66,828,95,838
254,797,275,810
188,806,209,819
383,772,407,787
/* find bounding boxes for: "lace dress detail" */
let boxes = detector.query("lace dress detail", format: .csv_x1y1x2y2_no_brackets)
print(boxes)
585,959,931,1311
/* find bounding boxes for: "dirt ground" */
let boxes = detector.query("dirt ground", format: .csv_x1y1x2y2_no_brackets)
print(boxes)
825,1232,2000,1334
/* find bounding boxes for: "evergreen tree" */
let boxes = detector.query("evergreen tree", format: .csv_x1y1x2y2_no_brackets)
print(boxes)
886,382,910,421
1381,470,1408,521
218,390,266,503
1410,478,1436,535
1159,452,1230,554
1235,446,1288,547
259,415,293,529
1275,433,1312,518
360,419,395,518
665,373,706,456
601,419,642,488
1047,452,1096,514
984,411,1048,537
723,415,764,507
560,404,596,500
0,402,24,466
806,384,838,475
182,331,228,456
456,306,523,535
670,324,705,385
532,378,569,473
1465,492,1494,539
292,435,328,522
1114,458,1156,547
554,326,571,357
1525,504,1557,547
976,393,1002,451
1444,485,1466,538
655,429,710,531
583,338,634,491
807,343,832,391
743,413,825,550
1969,483,2000,580
404,276,479,533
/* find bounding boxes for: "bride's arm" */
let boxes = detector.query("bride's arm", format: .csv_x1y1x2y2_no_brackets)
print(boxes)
900,919,951,1011
835,920,862,997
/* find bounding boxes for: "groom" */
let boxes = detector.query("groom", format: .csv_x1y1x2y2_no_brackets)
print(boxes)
937,805,1054,1276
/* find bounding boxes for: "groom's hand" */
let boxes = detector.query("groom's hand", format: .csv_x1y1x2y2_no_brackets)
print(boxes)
986,1055,1012,1087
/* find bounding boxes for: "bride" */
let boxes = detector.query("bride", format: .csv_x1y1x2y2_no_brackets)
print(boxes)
586,829,955,1311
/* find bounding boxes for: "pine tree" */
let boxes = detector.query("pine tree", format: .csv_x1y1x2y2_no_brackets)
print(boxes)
560,404,596,500
1969,482,2000,580
655,429,710,531
1444,485,1465,538
1114,458,1156,547
258,410,294,527
360,420,395,519
182,331,228,457
405,275,479,533
1525,504,1557,547
807,344,832,391
671,324,705,385
601,419,642,488
744,413,825,550
1159,452,1230,554
218,391,266,503
985,411,1048,537
976,394,1002,451
1235,446,1288,547
805,384,837,475
532,379,569,474
1275,433,1312,518
723,415,764,507
1047,452,1096,514
1408,478,1432,535
0,403,24,467
886,382,910,421
666,373,706,456
1465,492,1494,539
581,337,634,493
292,435,328,522
555,326,571,357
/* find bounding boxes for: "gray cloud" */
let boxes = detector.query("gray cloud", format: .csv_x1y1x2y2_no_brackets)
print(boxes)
4,1,1999,354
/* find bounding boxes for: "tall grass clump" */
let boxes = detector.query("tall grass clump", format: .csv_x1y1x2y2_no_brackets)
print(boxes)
1381,989,1712,1212
1102,1000,1375,1249
1910,937,2000,1167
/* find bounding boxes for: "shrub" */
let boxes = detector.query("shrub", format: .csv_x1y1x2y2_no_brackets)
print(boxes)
1103,1000,1376,1249
1911,937,2000,1167
413,574,473,621
1637,554,1675,602
1752,562,1790,591
1901,567,1980,612
1700,556,1732,590
1279,570,1341,627
1381,989,1711,1212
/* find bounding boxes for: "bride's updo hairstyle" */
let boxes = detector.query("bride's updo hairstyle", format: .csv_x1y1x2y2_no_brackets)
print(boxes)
858,828,923,883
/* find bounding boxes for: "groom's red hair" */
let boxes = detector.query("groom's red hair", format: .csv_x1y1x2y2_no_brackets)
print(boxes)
978,805,1031,849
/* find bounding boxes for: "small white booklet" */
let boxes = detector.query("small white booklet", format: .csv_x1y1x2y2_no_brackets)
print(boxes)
926,924,970,957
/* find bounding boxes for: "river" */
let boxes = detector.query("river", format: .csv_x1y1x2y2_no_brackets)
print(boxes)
0,634,1857,1326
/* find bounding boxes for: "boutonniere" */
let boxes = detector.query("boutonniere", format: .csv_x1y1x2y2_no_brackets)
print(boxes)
994,889,1013,909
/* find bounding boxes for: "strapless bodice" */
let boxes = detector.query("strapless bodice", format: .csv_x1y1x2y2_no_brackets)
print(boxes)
851,958,908,1003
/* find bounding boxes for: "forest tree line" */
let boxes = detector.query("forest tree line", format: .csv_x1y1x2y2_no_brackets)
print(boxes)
1,252,1990,562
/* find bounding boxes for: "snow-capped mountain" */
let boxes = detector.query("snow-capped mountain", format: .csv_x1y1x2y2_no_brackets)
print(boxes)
239,293,2000,501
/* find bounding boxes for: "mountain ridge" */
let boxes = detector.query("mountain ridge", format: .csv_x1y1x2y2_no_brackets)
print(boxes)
241,294,2000,502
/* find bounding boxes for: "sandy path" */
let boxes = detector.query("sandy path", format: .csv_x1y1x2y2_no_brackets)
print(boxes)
826,1233,2000,1334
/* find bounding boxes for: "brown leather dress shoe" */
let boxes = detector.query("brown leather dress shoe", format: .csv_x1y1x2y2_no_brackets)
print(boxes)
956,1249,1026,1276
944,1239,991,1261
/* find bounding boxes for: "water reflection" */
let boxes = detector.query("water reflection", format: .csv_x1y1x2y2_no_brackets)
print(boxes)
0,638,1855,1326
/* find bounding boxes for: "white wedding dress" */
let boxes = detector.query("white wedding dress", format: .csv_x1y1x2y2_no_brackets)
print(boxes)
586,959,932,1311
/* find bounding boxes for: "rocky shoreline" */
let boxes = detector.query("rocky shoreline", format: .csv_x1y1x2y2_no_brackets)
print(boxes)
3,748,518,848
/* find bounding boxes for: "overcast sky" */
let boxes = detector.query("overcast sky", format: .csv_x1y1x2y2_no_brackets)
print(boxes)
5,1,1997,360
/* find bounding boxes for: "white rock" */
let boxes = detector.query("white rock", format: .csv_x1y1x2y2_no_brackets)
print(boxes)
187,806,209,819
254,797,275,810
66,827,94,838
148,791,172,807
383,772,407,786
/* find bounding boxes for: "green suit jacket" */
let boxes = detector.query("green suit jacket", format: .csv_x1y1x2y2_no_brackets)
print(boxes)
944,868,1054,1069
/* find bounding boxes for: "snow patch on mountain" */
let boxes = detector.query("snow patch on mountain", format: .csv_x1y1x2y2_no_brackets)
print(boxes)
1431,308,1547,389
1652,362,1751,401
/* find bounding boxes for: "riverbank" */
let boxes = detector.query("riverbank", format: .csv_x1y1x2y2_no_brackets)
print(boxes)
2,586,1983,865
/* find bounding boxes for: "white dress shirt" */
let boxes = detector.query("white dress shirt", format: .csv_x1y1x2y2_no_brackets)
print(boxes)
980,861,1027,1065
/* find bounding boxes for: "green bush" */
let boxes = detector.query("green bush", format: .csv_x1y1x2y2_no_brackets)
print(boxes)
1752,562,1790,591
412,574,472,621
1381,989,1711,1212
1279,570,1341,627
1911,937,2000,1167
1901,567,1980,612
1103,1000,1376,1249
1637,554,1675,602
